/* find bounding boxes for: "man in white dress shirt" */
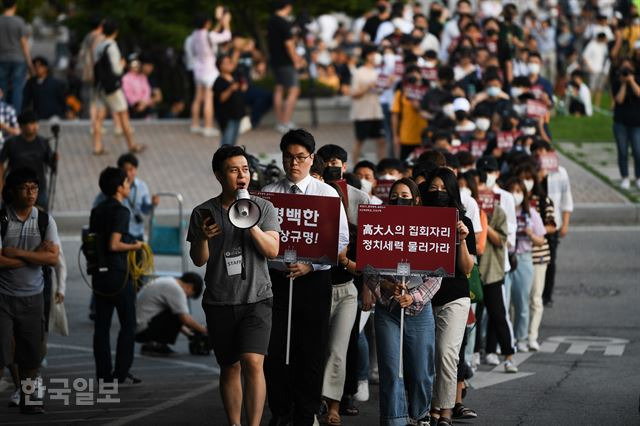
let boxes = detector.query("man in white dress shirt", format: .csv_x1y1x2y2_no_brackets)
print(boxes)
262,129,349,426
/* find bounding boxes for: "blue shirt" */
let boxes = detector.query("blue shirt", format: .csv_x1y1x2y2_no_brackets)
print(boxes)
93,177,152,239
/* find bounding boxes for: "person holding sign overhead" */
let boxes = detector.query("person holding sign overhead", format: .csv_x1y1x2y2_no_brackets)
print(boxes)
419,168,475,426
364,177,442,426
187,145,280,426
262,129,349,426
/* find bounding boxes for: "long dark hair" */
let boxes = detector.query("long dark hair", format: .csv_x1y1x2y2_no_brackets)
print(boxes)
419,167,466,213
505,177,530,213
389,178,421,205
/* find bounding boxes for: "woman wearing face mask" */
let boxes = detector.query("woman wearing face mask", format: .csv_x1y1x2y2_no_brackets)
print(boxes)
419,168,475,426
514,163,556,351
470,113,496,158
364,177,442,426
504,178,546,353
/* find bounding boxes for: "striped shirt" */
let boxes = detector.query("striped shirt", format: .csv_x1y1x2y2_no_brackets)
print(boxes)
0,101,18,143
365,273,442,316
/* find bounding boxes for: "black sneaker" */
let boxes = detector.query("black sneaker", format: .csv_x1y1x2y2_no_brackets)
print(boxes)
118,374,142,385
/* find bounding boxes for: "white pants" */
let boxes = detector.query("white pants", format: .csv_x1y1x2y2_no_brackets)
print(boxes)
321,282,358,401
432,297,470,411
528,263,548,343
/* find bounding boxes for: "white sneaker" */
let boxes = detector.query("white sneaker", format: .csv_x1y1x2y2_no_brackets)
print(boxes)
239,116,252,134
286,121,297,130
504,359,518,373
202,127,220,137
471,352,481,370
189,125,203,134
621,178,630,189
528,340,540,351
274,123,289,134
8,387,20,407
485,353,500,366
517,341,529,353
353,380,369,402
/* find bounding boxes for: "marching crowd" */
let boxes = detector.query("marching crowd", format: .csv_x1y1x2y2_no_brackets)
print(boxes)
0,0,637,424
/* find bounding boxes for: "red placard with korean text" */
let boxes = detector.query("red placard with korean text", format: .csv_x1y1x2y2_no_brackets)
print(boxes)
526,99,548,119
373,179,396,204
356,205,458,276
477,189,501,215
251,191,340,264
497,131,520,151
470,140,488,158
538,152,559,172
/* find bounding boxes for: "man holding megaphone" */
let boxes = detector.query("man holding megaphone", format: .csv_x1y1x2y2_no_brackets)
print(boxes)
187,145,280,426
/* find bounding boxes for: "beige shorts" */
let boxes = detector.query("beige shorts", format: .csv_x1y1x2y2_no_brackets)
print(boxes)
95,89,128,113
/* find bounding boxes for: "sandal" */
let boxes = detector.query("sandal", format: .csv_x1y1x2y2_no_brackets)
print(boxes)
323,412,342,426
338,396,359,416
129,144,147,154
437,417,452,426
92,148,107,156
452,403,477,419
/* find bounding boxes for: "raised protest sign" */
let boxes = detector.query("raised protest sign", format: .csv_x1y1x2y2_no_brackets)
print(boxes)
251,191,340,264
373,179,396,204
470,140,488,158
404,84,428,101
450,138,470,154
497,131,520,151
538,151,559,172
477,189,501,215
356,204,458,276
526,99,548,119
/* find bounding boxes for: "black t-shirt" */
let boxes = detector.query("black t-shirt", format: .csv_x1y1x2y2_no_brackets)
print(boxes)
420,87,453,115
474,98,513,119
267,15,293,67
610,68,640,127
213,76,246,124
431,215,476,307
362,16,383,41
89,198,131,272
0,135,53,195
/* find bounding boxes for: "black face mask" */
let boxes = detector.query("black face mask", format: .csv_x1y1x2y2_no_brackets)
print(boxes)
389,197,413,206
323,166,342,182
486,28,497,37
423,190,451,207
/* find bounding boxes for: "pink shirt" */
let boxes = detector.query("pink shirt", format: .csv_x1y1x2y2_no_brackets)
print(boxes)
121,72,151,106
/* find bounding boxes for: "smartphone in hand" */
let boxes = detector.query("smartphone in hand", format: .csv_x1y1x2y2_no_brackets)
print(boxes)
200,208,215,226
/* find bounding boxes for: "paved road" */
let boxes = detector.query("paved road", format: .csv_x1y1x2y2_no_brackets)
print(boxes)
1,226,638,425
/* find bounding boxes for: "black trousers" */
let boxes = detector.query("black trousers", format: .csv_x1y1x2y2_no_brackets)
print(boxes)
542,232,559,303
93,271,136,381
135,310,182,345
265,269,331,426
483,281,515,356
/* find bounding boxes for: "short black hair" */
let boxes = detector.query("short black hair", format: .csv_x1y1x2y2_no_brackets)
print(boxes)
32,56,49,67
280,128,315,154
344,172,361,189
443,152,460,169
377,158,405,174
353,160,377,177
2,168,39,204
419,167,466,213
2,0,17,9
531,140,552,153
317,144,348,163
180,272,204,299
274,0,293,11
215,54,232,71
99,167,127,197
17,110,37,126
418,150,446,167
117,153,139,169
310,155,326,177
456,151,475,168
528,51,542,61
361,44,378,61
211,145,249,174
102,18,119,37
438,65,454,82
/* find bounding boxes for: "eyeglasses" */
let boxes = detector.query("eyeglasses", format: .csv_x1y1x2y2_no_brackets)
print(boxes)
283,154,312,164
17,184,39,193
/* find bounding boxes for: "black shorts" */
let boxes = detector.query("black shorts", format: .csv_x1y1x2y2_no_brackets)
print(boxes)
273,65,299,89
204,298,273,366
354,119,384,141
0,292,44,370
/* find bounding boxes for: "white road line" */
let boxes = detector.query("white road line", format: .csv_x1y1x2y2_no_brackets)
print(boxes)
104,381,218,426
570,225,640,232
45,353,91,360
1,417,121,425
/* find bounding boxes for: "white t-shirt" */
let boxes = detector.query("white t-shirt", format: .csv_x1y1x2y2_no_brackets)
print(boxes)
461,191,482,234
136,277,189,333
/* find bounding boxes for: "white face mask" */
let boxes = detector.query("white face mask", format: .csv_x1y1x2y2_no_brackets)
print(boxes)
443,103,455,118
424,60,437,68
528,63,541,75
379,173,398,181
460,166,472,173
513,192,524,206
373,53,382,66
487,86,501,97
523,178,534,192
486,173,498,188
460,187,472,198
522,126,536,136
511,87,523,98
360,179,373,194
476,117,491,131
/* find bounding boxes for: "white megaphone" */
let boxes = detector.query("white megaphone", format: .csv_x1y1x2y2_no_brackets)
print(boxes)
228,189,262,229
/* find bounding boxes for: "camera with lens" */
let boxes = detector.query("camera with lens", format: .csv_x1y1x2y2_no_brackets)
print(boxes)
620,67,633,78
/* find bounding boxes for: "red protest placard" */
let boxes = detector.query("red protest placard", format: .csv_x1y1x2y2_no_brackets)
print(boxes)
470,140,488,158
538,152,559,172
356,205,458,276
373,179,396,204
404,84,427,101
421,66,438,82
251,191,340,264
477,189,500,215
497,131,520,151
449,139,470,154
526,99,548,119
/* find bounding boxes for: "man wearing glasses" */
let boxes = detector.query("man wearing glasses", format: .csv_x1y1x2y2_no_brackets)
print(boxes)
262,129,349,426
0,168,60,414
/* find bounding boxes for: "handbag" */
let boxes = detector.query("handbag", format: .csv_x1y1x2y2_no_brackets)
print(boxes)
49,298,69,336
468,264,484,304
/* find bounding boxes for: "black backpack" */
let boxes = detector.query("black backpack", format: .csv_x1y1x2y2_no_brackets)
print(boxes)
93,43,121,94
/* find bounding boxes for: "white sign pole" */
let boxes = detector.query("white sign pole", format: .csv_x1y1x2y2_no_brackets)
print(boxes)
284,249,297,366
397,261,410,379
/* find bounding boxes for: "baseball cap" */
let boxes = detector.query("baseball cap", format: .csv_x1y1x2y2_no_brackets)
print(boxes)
476,155,499,172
